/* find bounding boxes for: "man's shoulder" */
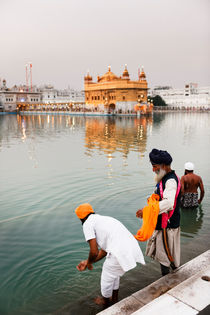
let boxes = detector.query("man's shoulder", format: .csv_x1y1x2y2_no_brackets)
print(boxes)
181,174,187,181
84,214,113,225
83,214,98,227
188,173,201,182
164,171,178,182
194,173,202,179
165,177,177,189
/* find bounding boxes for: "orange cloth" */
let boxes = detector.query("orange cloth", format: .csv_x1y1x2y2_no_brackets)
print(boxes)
135,194,160,242
75,203,94,219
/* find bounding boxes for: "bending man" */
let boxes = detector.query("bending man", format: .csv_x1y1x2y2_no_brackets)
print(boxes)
75,203,145,308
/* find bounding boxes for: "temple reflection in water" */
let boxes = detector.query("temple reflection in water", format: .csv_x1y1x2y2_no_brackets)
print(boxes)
0,115,153,162
84,116,153,159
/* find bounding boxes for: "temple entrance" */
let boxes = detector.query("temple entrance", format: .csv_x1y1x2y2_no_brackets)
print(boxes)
108,103,115,113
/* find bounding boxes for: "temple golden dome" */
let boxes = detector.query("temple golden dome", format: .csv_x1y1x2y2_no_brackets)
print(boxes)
98,66,119,82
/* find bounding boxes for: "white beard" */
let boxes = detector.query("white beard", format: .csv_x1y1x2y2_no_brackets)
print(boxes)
154,168,167,183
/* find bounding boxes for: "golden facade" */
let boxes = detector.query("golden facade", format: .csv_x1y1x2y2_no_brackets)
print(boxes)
84,65,148,113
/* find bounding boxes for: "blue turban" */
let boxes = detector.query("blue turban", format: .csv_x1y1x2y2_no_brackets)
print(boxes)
149,149,172,165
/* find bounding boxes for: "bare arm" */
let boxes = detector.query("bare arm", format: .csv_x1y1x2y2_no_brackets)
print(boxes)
87,238,99,264
93,249,107,262
180,176,185,195
76,238,107,272
198,177,205,204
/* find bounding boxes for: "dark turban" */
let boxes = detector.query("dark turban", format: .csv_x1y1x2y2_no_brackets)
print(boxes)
149,149,172,165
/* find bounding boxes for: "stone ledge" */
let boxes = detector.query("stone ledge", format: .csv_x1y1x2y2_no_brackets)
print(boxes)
132,294,198,315
97,296,144,315
97,250,210,315
168,266,210,311
131,266,210,314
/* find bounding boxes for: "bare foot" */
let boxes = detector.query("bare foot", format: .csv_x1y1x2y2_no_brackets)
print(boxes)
94,296,106,305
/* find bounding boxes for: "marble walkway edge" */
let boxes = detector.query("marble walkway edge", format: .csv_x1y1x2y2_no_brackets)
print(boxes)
97,250,210,315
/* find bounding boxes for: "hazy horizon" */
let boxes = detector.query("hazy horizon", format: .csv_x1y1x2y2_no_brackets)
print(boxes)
1,0,210,90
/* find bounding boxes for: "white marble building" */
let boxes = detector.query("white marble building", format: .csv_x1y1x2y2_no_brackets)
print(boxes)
150,83,210,108
0,80,85,111
40,85,85,105
0,80,41,112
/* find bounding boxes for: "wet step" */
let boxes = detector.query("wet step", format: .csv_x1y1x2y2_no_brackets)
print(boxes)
97,250,210,315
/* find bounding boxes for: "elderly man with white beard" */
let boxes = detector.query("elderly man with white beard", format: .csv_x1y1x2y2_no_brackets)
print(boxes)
136,149,181,276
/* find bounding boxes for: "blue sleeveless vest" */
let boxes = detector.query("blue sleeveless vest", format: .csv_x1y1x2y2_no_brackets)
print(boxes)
155,170,181,230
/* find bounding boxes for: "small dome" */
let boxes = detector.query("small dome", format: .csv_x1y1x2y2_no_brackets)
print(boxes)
122,64,129,78
84,71,92,82
139,67,146,79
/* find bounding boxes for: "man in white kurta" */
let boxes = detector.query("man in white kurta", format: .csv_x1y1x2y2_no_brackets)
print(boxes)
75,203,145,307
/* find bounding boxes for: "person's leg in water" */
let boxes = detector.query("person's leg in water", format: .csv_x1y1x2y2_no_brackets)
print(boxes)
94,289,119,308
111,275,120,304
95,255,124,308
95,273,120,308
94,296,111,308
112,289,119,304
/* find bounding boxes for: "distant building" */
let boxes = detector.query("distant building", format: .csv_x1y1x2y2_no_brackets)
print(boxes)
40,85,84,105
0,100,4,112
0,80,85,112
84,65,148,113
150,83,210,108
0,80,41,112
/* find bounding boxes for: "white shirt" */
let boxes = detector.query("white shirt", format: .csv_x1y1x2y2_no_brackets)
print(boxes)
159,179,177,214
83,214,145,272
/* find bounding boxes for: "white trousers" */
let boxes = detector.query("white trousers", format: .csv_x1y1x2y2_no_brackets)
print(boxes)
101,253,125,298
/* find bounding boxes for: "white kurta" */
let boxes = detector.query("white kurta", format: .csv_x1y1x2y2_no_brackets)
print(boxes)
146,179,181,267
83,214,145,271
83,214,145,298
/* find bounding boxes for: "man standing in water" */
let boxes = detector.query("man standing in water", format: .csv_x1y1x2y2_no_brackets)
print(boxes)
136,149,181,276
180,162,205,208
75,203,145,308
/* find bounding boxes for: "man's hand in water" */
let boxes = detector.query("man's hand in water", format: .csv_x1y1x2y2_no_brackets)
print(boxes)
76,260,93,271
136,209,143,218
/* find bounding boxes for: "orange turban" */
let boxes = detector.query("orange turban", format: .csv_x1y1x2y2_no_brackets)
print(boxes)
75,203,94,219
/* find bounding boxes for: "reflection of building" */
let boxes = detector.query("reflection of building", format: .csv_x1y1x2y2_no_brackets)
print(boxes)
84,65,148,113
150,83,210,108
84,116,152,158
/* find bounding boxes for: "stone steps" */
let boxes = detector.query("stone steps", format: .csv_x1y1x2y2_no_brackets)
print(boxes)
97,250,210,315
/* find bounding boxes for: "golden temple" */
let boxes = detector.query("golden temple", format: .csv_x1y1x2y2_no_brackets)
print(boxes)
84,65,149,114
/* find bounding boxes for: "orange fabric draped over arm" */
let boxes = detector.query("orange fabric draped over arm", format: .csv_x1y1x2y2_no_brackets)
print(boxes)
135,194,160,242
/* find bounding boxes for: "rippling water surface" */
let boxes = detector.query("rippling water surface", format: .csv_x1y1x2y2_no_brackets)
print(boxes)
0,113,210,315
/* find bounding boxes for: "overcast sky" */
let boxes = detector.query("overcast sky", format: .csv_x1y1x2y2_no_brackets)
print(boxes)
1,0,209,90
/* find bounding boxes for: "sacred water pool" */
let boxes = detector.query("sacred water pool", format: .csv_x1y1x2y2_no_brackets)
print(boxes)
0,112,210,315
